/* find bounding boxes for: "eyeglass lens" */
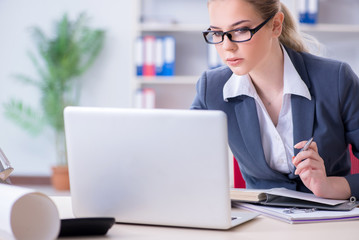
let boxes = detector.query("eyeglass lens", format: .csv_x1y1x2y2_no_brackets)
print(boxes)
206,29,252,44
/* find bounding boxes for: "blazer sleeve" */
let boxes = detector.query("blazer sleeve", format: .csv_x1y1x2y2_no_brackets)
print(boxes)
338,62,359,198
190,71,208,110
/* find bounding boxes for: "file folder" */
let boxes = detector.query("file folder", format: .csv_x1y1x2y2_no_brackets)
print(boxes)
162,36,175,76
298,0,318,24
135,37,143,76
298,0,307,23
143,36,156,76
134,88,155,108
307,0,318,24
155,37,164,76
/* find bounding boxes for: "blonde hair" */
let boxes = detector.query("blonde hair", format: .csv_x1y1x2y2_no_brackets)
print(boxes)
208,0,310,53
279,3,308,52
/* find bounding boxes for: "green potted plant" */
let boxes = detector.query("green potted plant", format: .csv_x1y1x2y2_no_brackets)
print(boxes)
3,12,105,190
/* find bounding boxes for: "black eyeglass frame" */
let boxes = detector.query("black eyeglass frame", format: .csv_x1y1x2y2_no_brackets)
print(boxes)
202,14,275,44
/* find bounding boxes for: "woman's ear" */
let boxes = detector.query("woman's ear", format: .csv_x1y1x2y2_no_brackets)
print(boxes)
272,12,284,37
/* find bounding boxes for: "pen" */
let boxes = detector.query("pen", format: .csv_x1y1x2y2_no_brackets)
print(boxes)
292,137,314,161
298,137,314,153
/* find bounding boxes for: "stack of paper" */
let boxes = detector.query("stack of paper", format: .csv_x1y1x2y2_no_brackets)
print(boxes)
234,202,359,224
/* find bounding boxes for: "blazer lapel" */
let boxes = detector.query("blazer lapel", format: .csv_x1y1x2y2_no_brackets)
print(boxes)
291,95,316,155
285,46,316,156
234,97,267,167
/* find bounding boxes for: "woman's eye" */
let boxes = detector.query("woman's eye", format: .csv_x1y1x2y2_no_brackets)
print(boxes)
235,28,249,33
212,32,223,37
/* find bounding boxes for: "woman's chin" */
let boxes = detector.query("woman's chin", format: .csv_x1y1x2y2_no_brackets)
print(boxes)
229,66,249,76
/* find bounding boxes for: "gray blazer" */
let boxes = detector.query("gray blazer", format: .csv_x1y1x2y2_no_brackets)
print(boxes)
191,46,359,198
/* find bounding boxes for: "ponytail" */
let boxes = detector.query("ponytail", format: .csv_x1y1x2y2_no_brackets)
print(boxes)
279,3,308,53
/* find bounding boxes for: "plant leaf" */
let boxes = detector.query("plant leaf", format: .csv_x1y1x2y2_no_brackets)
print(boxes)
12,73,42,88
6,12,106,138
3,99,45,136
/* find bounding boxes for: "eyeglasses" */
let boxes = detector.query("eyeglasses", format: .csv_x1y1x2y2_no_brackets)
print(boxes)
202,15,275,44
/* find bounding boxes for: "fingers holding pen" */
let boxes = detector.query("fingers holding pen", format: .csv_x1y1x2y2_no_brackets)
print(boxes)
294,139,318,152
291,139,330,197
292,141,321,167
292,139,324,175
294,155,319,176
292,148,315,167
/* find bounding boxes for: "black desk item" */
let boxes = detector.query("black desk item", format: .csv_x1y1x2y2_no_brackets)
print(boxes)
59,217,115,237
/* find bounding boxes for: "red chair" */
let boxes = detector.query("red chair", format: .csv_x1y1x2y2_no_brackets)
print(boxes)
233,145,359,188
233,158,246,188
350,145,359,174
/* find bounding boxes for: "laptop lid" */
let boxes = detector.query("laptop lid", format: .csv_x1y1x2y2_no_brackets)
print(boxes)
64,107,257,229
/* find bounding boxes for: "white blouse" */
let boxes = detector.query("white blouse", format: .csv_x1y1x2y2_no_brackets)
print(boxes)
223,47,311,173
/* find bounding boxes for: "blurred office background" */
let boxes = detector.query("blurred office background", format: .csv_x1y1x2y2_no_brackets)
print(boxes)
0,0,138,179
0,0,358,184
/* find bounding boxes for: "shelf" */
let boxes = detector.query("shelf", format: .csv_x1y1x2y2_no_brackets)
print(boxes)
140,23,207,32
136,76,199,85
300,23,359,33
135,0,359,109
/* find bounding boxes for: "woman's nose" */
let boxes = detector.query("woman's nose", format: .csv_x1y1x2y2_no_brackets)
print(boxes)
221,34,237,51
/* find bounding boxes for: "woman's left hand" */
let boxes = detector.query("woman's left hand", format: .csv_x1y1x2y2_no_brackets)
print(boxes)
292,140,351,199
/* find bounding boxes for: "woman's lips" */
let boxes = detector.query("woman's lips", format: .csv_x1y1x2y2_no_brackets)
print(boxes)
226,58,243,67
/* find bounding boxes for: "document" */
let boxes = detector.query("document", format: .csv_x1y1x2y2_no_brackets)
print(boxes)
233,202,359,224
0,184,60,240
230,188,359,211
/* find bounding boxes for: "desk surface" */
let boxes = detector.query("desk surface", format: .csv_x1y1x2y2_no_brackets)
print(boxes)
53,196,359,240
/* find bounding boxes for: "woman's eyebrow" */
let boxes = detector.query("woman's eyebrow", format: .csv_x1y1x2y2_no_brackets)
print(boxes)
209,20,251,30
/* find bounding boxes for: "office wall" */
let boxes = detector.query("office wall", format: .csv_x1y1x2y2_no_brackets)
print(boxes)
0,0,138,175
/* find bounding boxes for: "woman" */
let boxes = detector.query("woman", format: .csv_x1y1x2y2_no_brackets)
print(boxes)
191,0,359,200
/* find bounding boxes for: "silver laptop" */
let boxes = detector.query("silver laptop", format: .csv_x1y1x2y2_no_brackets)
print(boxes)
64,107,258,229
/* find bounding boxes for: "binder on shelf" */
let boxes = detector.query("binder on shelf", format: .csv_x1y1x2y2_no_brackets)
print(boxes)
140,35,176,77
155,37,164,76
143,36,156,76
143,88,156,108
135,89,143,108
135,37,144,76
162,36,175,76
298,0,307,23
298,0,318,24
135,88,156,109
307,0,319,24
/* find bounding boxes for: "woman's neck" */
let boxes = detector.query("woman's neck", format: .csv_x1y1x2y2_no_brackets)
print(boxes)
249,42,284,97
249,42,284,126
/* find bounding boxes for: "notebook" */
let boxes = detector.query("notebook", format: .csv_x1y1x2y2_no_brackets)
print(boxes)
64,107,258,229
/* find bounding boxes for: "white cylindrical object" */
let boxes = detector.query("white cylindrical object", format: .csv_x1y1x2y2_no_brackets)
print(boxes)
0,184,60,240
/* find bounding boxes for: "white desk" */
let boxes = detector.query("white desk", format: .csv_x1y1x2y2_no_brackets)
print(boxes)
53,196,359,240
